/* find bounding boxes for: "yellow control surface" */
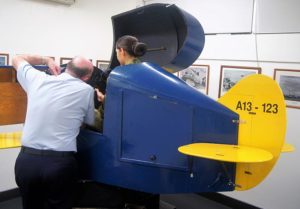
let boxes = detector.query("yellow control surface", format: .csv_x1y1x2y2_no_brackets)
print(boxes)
282,143,295,153
218,74,286,191
178,143,273,163
0,132,22,149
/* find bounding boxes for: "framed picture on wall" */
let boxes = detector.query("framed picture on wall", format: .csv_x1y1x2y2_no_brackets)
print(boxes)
60,57,72,65
178,65,210,95
96,60,109,70
0,53,9,66
274,69,300,109
219,65,261,97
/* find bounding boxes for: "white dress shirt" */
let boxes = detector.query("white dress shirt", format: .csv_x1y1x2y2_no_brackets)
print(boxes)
17,61,95,152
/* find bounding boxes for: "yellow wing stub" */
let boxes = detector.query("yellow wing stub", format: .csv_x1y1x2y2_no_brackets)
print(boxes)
282,143,295,153
0,131,22,149
178,143,273,163
218,74,287,191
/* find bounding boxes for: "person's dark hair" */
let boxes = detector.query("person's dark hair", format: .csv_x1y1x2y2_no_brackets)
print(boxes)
67,60,91,78
116,35,147,57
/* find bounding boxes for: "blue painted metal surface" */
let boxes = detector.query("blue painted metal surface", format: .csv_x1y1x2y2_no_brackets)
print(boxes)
77,63,239,194
165,7,205,71
109,3,205,73
76,3,238,194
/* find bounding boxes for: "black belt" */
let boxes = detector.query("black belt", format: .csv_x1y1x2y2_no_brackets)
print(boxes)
21,146,75,157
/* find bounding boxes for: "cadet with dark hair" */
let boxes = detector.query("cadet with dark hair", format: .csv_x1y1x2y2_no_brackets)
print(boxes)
13,55,95,209
95,35,147,102
115,35,147,65
91,35,147,132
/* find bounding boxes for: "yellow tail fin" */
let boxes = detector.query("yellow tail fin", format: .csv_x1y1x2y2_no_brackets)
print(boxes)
218,74,286,190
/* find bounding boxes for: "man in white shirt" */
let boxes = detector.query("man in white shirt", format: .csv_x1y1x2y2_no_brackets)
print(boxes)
12,54,95,209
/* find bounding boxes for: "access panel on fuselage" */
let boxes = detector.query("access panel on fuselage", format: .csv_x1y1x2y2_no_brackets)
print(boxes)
120,90,193,170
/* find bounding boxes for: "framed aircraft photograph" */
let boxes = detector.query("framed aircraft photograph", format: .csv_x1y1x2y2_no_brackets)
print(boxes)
178,64,210,95
0,53,9,66
274,69,300,109
219,65,261,97
96,60,109,70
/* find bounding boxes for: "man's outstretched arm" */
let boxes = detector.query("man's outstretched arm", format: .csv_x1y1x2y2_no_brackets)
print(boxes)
12,55,61,75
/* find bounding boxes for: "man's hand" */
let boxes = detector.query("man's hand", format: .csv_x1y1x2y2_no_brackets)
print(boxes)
95,88,105,102
45,57,61,76
12,55,61,76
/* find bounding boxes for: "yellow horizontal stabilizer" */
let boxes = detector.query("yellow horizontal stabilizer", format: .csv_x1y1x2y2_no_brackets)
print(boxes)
218,74,286,191
178,143,273,163
0,132,22,149
282,143,295,153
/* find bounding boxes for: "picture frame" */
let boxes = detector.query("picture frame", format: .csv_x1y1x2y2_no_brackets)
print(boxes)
96,60,109,70
274,69,300,109
219,65,261,97
0,53,9,66
60,57,72,65
178,64,210,95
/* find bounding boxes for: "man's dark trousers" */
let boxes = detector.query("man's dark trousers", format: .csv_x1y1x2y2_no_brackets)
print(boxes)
15,147,78,209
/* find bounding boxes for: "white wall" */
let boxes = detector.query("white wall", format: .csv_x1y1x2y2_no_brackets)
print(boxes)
0,0,137,192
144,0,254,34
256,0,300,33
0,0,138,65
1,1,300,208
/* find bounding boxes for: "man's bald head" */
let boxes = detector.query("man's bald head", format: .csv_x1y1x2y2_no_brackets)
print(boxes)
67,56,94,81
